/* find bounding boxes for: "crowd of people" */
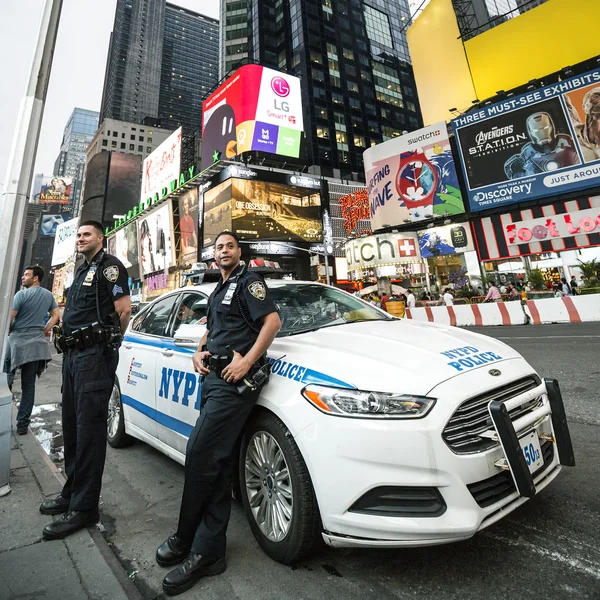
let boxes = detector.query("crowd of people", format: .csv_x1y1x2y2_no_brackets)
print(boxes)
357,273,584,311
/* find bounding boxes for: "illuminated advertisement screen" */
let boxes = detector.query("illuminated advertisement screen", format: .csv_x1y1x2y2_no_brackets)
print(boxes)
138,203,175,276
200,65,303,170
141,127,182,203
417,223,474,258
363,122,465,229
40,214,69,236
203,178,322,247
108,221,139,280
452,67,600,212
39,176,72,204
178,187,199,265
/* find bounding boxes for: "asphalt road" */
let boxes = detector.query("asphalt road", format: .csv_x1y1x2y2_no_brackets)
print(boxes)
27,324,600,600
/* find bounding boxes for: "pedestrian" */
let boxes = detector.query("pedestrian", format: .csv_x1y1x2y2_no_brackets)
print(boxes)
507,283,520,300
3,265,60,435
570,275,579,295
443,288,454,306
484,283,502,302
156,231,281,596
553,284,563,298
406,288,416,309
39,221,131,540
561,278,571,296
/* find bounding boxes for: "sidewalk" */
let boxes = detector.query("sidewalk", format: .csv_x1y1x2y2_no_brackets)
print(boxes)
0,393,142,600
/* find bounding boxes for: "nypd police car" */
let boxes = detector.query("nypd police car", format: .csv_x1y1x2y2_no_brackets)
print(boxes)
109,280,574,564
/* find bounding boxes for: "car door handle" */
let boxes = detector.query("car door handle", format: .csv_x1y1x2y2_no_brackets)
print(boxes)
161,349,174,357
174,338,198,349
123,342,132,349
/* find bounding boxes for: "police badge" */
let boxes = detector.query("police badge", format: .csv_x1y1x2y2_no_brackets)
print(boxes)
103,265,119,283
248,281,266,301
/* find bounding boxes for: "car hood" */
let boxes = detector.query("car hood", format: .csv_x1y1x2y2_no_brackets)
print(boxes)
271,319,524,396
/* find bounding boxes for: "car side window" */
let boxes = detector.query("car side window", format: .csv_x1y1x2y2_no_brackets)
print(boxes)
131,294,179,337
172,293,209,335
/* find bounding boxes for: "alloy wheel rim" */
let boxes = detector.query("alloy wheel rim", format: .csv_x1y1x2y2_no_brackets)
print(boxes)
107,386,121,438
245,431,293,542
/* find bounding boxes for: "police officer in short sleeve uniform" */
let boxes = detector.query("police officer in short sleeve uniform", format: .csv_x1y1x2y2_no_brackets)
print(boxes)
156,231,281,597
40,221,131,540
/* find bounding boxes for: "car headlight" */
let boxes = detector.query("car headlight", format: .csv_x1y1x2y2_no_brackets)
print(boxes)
301,385,436,419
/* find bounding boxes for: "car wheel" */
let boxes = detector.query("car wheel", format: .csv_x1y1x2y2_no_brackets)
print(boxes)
107,380,133,448
239,412,321,564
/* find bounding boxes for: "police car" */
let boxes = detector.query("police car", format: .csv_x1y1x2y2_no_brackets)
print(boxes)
110,280,574,564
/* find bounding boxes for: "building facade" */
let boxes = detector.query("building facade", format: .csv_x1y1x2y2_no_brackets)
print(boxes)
100,0,219,133
220,0,422,180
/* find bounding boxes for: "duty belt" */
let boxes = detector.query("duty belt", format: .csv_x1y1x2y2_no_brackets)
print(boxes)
54,322,121,354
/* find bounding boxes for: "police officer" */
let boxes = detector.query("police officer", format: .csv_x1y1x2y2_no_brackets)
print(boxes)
40,221,131,539
156,231,281,597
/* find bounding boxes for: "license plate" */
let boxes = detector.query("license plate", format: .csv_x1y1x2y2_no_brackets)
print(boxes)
519,430,543,473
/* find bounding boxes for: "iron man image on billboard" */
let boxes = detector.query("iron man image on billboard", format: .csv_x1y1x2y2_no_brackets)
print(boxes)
504,112,579,178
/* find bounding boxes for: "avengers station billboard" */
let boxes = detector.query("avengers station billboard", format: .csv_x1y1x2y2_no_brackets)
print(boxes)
452,67,600,212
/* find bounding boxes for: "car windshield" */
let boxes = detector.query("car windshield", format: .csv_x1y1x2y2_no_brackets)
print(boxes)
271,284,392,336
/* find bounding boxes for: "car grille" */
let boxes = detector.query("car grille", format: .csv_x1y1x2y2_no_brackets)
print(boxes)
468,440,554,508
442,376,542,454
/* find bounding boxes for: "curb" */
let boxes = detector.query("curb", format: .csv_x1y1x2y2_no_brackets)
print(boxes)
15,427,145,600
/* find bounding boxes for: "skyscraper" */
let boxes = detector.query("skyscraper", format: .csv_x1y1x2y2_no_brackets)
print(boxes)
100,0,219,133
220,0,422,180
53,108,99,212
54,108,99,180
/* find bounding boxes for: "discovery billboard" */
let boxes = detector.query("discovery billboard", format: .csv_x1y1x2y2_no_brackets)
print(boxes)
201,65,303,170
452,67,600,212
363,122,465,230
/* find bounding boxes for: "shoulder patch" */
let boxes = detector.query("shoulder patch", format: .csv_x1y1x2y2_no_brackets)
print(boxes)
248,280,266,301
103,265,119,283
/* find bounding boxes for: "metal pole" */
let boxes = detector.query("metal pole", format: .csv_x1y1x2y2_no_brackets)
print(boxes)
0,0,64,497
324,251,330,286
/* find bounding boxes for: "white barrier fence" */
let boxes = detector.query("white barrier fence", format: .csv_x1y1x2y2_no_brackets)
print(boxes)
404,295,600,327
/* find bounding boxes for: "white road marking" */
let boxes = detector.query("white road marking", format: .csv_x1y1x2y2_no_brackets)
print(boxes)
484,532,600,580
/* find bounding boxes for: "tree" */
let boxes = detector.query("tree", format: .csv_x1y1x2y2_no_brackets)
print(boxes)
525,267,546,291
578,259,600,287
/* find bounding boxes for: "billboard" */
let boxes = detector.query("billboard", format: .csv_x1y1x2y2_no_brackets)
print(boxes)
201,65,304,170
417,223,474,258
39,176,72,204
138,203,174,276
203,178,322,247
178,187,199,266
363,122,465,230
108,220,139,275
471,196,600,261
51,217,79,266
452,67,600,212
40,214,69,236
345,232,420,271
141,127,182,203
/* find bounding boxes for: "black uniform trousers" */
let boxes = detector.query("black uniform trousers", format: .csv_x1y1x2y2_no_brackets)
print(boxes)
61,344,118,511
176,371,261,558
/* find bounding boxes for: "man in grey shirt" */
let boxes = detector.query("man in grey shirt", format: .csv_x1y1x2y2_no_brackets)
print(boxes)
4,266,60,434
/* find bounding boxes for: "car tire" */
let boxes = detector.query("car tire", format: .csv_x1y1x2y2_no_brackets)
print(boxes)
107,379,133,448
239,411,321,564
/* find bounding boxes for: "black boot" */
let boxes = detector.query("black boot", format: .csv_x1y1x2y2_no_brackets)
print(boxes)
42,510,99,540
39,494,70,515
156,534,191,567
162,553,226,596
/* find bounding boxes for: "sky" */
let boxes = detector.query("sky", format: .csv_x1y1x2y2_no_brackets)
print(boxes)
0,0,219,189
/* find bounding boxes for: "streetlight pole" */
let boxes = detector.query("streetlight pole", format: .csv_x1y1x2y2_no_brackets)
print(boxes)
0,0,64,497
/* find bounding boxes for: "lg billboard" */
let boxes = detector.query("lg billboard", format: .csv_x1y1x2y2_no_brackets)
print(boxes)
201,65,304,170
452,67,600,212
